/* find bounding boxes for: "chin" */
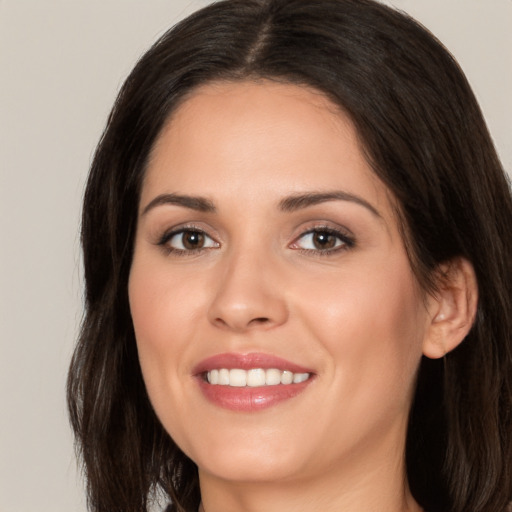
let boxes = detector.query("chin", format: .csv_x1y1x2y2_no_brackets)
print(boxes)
180,423,311,483
197,449,305,483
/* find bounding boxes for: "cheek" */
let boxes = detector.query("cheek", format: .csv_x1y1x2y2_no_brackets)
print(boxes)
129,260,204,351
294,256,426,402
128,260,214,454
128,261,198,404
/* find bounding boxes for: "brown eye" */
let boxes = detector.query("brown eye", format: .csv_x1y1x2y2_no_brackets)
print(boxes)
182,231,205,250
292,228,353,253
311,231,337,250
165,229,218,252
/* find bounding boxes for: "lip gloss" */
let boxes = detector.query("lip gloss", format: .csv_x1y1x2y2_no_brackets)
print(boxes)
193,353,314,412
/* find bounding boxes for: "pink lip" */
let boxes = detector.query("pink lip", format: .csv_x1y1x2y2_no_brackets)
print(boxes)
192,352,313,374
193,353,315,412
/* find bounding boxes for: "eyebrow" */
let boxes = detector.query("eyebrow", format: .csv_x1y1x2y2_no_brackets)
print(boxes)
142,193,216,215
278,191,381,217
141,190,381,218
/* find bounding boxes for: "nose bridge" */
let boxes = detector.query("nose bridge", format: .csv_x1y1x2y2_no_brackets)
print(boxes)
208,240,288,331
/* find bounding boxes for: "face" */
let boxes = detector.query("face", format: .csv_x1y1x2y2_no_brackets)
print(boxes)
129,81,432,486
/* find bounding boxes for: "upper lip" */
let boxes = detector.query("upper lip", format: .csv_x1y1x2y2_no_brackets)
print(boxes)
192,352,314,375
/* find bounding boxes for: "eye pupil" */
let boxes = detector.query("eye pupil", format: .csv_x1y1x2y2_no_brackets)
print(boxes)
182,231,204,250
313,231,336,249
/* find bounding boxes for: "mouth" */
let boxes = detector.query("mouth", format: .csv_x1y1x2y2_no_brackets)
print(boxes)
204,368,311,387
193,353,315,412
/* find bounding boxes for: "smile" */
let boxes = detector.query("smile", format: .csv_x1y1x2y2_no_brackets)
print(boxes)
194,353,315,411
206,368,311,387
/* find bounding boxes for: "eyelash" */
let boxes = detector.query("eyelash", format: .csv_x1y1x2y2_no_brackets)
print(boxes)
156,225,355,257
157,225,218,256
292,226,355,256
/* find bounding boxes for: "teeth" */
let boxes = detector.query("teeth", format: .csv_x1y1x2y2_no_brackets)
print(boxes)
281,370,293,385
293,372,309,383
265,368,281,386
218,368,230,385
247,368,266,387
206,368,311,387
229,369,247,387
209,369,219,385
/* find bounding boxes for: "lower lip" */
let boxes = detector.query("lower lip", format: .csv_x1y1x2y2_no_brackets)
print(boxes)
196,377,313,412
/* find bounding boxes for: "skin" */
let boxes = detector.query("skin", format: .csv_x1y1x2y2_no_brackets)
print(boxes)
128,80,462,512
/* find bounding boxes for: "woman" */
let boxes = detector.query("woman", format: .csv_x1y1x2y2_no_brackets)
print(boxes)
67,1,512,511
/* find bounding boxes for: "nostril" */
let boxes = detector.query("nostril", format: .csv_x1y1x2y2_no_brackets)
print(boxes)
250,317,270,325
212,315,272,331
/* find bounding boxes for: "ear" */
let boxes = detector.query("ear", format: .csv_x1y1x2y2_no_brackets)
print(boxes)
422,257,478,359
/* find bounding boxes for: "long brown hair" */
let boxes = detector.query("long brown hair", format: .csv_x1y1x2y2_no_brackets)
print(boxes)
67,1,512,511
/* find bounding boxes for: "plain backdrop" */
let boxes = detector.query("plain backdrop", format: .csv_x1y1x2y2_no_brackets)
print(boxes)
0,1,510,511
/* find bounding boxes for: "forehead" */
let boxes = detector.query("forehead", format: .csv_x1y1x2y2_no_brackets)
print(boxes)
143,80,390,216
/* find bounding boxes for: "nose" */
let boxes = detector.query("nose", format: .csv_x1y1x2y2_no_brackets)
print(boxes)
207,249,289,332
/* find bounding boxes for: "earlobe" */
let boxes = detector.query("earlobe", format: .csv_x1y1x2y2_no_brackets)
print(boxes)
422,258,478,359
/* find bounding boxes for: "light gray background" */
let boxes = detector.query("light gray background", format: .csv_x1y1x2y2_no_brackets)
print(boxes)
1,1,510,511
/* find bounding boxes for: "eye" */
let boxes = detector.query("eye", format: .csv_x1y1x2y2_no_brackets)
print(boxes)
160,228,219,253
291,228,354,253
